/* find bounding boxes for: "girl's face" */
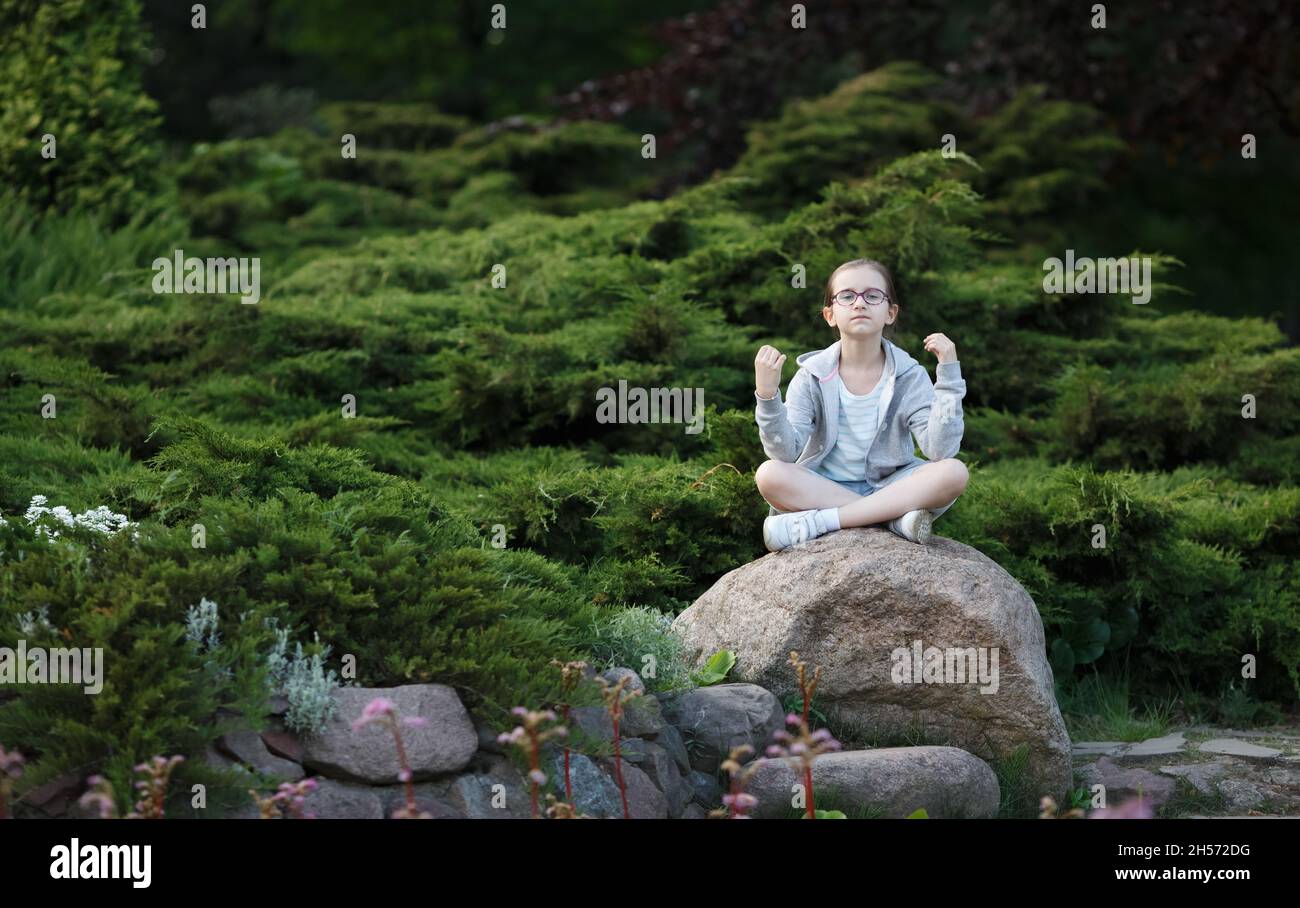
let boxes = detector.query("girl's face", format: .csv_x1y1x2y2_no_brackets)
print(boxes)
824,264,897,339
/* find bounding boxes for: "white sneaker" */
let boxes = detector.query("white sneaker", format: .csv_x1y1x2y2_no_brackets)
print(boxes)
763,510,829,552
888,509,934,544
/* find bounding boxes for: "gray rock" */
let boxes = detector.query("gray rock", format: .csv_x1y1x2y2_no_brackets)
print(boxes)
682,803,708,819
475,721,507,756
1217,778,1268,812
1124,732,1186,758
620,694,666,738
1078,757,1175,809
602,667,646,695
599,757,668,819
1198,738,1282,760
557,752,624,819
446,755,533,819
671,528,1072,800
300,684,477,784
218,727,305,781
651,722,692,775
621,739,692,817
658,683,785,774
259,725,304,763
686,769,722,809
1158,762,1229,796
745,747,1000,819
375,782,463,819
567,705,614,747
305,778,385,819
1073,742,1127,757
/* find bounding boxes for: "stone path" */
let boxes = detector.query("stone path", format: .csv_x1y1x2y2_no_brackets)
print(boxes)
1072,724,1300,818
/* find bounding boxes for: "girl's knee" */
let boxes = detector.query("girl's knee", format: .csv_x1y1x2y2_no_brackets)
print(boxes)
754,459,788,494
939,458,969,496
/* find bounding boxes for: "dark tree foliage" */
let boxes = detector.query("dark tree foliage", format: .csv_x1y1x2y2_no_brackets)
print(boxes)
554,0,1299,187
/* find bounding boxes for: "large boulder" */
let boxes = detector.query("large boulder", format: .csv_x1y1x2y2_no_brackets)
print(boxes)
672,527,1071,800
744,746,1000,818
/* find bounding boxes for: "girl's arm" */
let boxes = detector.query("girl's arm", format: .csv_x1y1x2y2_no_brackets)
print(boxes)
755,367,817,463
906,360,966,460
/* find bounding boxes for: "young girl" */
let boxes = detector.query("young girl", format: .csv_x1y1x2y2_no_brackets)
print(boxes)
753,258,968,551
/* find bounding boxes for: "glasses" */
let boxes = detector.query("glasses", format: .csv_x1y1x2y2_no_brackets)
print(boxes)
831,288,890,307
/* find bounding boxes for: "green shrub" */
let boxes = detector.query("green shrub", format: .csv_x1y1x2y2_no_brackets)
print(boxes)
0,0,162,223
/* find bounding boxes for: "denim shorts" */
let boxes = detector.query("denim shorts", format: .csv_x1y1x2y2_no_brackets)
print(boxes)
823,460,956,518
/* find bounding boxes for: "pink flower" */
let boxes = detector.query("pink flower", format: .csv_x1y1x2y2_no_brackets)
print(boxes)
528,769,547,786
352,697,395,731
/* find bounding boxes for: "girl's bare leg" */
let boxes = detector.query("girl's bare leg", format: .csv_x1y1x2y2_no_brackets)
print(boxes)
837,459,968,528
754,460,864,512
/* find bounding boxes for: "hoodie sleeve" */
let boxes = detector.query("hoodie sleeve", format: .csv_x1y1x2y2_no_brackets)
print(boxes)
754,367,817,463
905,361,966,461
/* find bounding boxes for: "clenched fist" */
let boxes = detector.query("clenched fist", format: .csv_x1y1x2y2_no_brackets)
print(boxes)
922,333,958,364
754,345,787,400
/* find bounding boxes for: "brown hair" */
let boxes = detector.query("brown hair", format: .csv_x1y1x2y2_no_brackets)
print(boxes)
822,258,900,339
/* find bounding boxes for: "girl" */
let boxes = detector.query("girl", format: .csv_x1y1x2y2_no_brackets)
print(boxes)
753,258,968,551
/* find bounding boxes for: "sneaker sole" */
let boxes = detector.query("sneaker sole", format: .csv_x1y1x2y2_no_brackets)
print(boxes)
913,510,934,545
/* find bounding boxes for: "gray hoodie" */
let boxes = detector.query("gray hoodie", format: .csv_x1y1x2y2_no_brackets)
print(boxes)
754,337,966,515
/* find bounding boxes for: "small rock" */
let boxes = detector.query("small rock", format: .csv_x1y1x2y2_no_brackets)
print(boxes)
1124,732,1186,758
260,727,304,764
376,782,463,819
218,728,305,781
300,684,478,784
305,778,385,819
1079,756,1175,808
446,755,532,819
1158,762,1229,796
1198,738,1282,760
1217,778,1268,812
567,705,614,746
16,773,82,818
599,757,668,819
620,694,665,738
651,722,692,775
686,769,722,809
1073,742,1127,757
557,752,624,819
475,721,506,756
658,683,785,774
601,667,646,695
620,739,691,817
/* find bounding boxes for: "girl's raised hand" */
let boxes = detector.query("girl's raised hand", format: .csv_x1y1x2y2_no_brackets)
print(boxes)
754,345,787,399
923,333,958,364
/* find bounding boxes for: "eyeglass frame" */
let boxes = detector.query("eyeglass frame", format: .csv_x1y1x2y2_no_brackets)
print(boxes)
829,288,892,307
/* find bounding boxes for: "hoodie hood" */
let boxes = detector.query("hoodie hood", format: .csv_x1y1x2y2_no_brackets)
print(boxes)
795,337,920,383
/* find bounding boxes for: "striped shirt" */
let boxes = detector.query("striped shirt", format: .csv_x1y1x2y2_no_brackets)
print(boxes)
815,371,886,481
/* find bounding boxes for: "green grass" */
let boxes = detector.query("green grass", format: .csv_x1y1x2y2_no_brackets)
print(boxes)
1058,670,1177,742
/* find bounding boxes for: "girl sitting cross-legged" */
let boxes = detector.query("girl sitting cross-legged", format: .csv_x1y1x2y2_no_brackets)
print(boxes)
753,257,969,552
